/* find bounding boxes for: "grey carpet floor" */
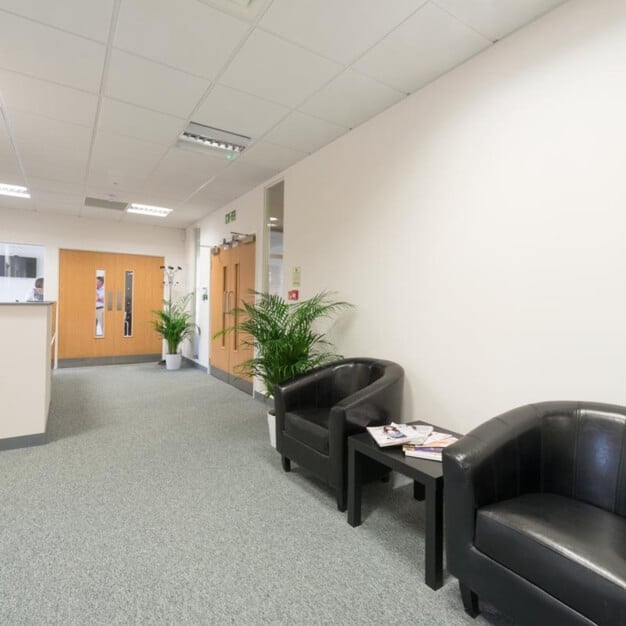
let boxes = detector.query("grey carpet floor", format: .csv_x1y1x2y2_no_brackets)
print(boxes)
0,363,512,625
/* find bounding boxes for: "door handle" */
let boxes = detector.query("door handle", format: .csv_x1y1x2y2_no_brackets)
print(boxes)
116,291,122,311
107,291,113,311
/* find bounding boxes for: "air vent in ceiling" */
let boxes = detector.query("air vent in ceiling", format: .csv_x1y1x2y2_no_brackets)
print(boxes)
84,196,128,211
177,122,251,160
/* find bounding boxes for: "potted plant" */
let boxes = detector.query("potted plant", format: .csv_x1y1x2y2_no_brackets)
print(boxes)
152,293,196,370
215,291,353,446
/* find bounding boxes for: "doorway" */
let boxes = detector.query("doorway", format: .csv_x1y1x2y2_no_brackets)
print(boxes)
209,238,256,394
58,249,164,365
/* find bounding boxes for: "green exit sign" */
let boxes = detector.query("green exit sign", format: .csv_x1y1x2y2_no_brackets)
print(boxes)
225,209,237,224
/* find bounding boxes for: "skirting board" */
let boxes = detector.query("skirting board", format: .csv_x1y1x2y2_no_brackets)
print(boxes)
209,365,252,395
58,354,161,368
0,432,46,451
182,357,207,372
254,391,274,410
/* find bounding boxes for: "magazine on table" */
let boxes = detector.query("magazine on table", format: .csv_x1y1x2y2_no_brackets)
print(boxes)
366,423,434,447
402,431,459,461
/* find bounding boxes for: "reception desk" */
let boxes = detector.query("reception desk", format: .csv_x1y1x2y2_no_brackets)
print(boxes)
0,302,53,449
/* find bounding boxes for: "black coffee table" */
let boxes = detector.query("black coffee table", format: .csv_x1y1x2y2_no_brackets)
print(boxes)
347,421,459,590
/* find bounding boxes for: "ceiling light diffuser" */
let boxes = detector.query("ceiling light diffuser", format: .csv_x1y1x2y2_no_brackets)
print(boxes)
0,183,30,198
127,203,172,217
177,122,251,160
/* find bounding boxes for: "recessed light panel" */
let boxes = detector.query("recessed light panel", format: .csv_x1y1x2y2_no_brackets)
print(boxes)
127,203,173,217
0,183,30,199
177,122,251,160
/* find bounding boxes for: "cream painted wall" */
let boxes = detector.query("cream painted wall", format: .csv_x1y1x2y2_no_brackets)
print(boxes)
195,0,626,432
283,0,626,432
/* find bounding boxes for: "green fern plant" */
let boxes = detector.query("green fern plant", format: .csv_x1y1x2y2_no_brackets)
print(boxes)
214,291,354,396
152,293,196,355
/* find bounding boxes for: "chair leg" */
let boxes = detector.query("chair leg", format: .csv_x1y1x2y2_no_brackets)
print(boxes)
336,487,347,512
459,581,480,618
281,456,291,472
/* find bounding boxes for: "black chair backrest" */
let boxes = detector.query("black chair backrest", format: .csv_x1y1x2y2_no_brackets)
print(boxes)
538,403,626,516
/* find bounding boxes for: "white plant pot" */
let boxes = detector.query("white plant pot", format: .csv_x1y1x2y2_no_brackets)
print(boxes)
267,410,276,449
165,353,182,370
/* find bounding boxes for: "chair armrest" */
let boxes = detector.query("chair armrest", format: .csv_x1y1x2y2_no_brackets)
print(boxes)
328,367,404,464
442,404,543,575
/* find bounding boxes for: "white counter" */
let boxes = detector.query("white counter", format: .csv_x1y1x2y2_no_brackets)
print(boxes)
0,302,53,448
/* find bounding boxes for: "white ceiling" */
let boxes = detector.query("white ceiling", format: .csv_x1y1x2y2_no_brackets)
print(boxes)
0,0,569,229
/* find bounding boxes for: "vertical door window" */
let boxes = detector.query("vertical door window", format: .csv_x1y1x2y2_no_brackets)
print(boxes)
123,271,134,337
264,181,284,295
221,265,228,347
95,270,105,337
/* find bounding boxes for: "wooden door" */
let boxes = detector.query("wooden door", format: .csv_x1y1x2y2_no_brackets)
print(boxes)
229,242,255,381
209,241,255,388
209,246,231,374
58,249,117,359
115,254,163,356
59,250,163,360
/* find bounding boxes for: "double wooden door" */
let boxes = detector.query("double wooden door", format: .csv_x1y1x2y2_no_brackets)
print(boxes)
210,241,255,392
58,249,163,361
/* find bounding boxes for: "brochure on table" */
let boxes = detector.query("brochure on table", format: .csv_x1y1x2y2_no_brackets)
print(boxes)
403,431,459,461
366,423,433,447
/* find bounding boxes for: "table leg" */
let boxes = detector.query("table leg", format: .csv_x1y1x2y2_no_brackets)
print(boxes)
413,481,425,501
347,444,363,527
424,479,444,590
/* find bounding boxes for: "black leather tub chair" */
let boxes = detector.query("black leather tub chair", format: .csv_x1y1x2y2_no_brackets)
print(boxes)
443,401,626,626
274,358,404,511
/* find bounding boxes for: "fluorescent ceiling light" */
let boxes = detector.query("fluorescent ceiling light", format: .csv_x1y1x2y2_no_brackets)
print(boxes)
269,217,278,222
127,203,172,217
0,183,30,198
177,122,251,160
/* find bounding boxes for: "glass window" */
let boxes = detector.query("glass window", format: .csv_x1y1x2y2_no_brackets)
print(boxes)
0,242,45,302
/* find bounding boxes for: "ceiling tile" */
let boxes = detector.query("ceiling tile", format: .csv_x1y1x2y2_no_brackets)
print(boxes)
185,184,240,211
260,0,427,64
354,3,491,93
98,99,185,147
0,69,97,127
0,0,114,42
433,0,569,41
197,0,271,22
81,205,124,221
0,122,24,182
146,148,230,198
9,111,92,183
29,177,83,196
90,131,169,180
0,194,33,210
300,69,404,128
199,159,278,202
31,189,83,213
115,0,249,79
263,111,347,153
106,50,211,118
220,30,342,108
86,181,146,202
194,84,289,140
0,12,105,92
240,141,307,172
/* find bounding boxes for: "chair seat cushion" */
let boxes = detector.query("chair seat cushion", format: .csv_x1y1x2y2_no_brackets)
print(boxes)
475,493,626,625
284,408,330,454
